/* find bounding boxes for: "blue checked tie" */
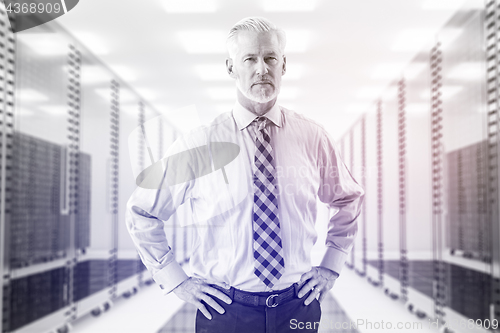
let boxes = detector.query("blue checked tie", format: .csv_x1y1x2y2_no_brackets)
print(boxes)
252,116,285,288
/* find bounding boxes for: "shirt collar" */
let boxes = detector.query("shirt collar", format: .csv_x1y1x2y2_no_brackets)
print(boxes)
233,100,282,131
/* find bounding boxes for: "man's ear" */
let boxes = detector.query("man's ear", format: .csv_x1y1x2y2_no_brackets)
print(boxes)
282,55,287,75
226,58,237,79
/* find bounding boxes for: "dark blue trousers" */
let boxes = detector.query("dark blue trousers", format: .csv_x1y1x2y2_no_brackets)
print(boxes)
195,288,322,333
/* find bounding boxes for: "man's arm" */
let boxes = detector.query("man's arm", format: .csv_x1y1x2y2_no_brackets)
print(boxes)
125,183,190,293
125,145,232,319
317,129,364,275
298,129,364,304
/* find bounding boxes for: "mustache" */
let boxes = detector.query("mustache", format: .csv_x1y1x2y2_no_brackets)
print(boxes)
252,78,274,86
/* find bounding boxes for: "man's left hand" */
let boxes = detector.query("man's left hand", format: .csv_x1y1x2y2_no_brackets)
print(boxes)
298,266,338,305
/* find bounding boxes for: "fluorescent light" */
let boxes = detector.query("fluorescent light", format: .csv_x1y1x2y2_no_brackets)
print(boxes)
419,86,463,100
39,105,67,116
285,30,312,53
371,62,425,81
406,103,429,114
262,0,318,12
16,107,35,116
422,0,466,10
72,32,108,55
162,0,217,13
283,64,305,80
17,89,49,102
136,88,159,101
206,87,235,100
109,65,137,82
344,103,370,114
382,86,398,101
278,86,299,100
81,65,112,84
121,104,140,116
195,64,231,81
161,105,202,134
356,87,384,100
371,63,406,80
391,29,435,52
405,62,426,80
95,88,137,103
448,62,484,80
17,33,67,56
178,31,227,54
213,103,234,114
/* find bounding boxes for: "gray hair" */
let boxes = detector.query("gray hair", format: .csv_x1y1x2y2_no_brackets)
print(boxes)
226,17,286,57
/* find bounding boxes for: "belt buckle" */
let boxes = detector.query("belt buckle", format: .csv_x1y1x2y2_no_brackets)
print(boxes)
266,294,279,308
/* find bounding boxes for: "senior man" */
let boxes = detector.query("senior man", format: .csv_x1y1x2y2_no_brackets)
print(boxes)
126,17,364,333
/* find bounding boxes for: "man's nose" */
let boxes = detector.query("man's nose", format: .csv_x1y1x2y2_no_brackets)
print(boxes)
255,58,269,75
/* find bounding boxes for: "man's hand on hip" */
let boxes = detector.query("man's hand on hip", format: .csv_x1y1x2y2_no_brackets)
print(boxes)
173,277,232,320
297,266,338,305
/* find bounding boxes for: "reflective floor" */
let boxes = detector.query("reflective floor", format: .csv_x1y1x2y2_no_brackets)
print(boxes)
367,260,491,321
157,293,359,333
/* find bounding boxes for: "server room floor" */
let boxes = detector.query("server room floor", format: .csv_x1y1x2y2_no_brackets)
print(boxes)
71,264,438,333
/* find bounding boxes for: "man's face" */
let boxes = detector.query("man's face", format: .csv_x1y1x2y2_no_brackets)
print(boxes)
227,30,286,104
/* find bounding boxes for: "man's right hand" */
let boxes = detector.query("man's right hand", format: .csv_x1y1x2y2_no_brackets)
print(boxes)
172,277,232,320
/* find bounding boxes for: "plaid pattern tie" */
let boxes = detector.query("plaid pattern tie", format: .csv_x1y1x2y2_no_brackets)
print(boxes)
252,116,285,288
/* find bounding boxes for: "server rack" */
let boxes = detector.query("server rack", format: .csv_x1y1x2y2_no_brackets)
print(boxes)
0,9,190,333
339,2,497,332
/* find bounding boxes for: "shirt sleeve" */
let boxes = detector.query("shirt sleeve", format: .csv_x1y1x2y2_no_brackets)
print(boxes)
317,130,364,277
125,140,194,294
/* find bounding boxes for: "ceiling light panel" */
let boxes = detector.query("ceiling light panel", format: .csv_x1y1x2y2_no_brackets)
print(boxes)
109,65,137,82
136,88,159,101
391,29,435,52
95,88,138,103
284,30,312,53
406,103,429,114
178,31,227,54
206,87,235,100
278,87,299,100
262,0,318,12
162,0,217,13
371,63,406,80
81,65,112,84
283,64,305,80
447,62,484,80
17,33,68,56
356,87,384,100
422,0,466,10
39,105,67,116
195,64,231,81
404,62,427,80
344,103,371,114
17,89,49,102
419,86,463,100
72,32,109,55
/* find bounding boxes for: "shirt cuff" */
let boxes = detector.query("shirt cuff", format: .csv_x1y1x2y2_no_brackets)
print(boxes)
319,247,348,277
152,260,189,294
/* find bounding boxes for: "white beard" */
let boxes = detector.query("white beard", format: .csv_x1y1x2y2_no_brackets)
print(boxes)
236,80,281,104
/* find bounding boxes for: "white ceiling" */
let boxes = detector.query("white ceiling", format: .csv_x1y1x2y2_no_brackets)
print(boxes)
55,0,479,138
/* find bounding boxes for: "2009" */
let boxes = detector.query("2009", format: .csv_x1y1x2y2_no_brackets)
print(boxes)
6,2,61,14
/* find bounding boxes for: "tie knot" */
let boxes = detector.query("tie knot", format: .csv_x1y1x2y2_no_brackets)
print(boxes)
255,116,268,131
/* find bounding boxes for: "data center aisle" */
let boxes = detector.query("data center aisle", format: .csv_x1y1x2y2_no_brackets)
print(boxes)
157,293,357,333
71,282,184,333
70,266,439,333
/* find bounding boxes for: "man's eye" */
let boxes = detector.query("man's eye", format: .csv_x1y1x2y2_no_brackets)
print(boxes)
244,58,254,62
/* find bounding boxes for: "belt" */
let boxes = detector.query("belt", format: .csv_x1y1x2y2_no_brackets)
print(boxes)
211,283,300,308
